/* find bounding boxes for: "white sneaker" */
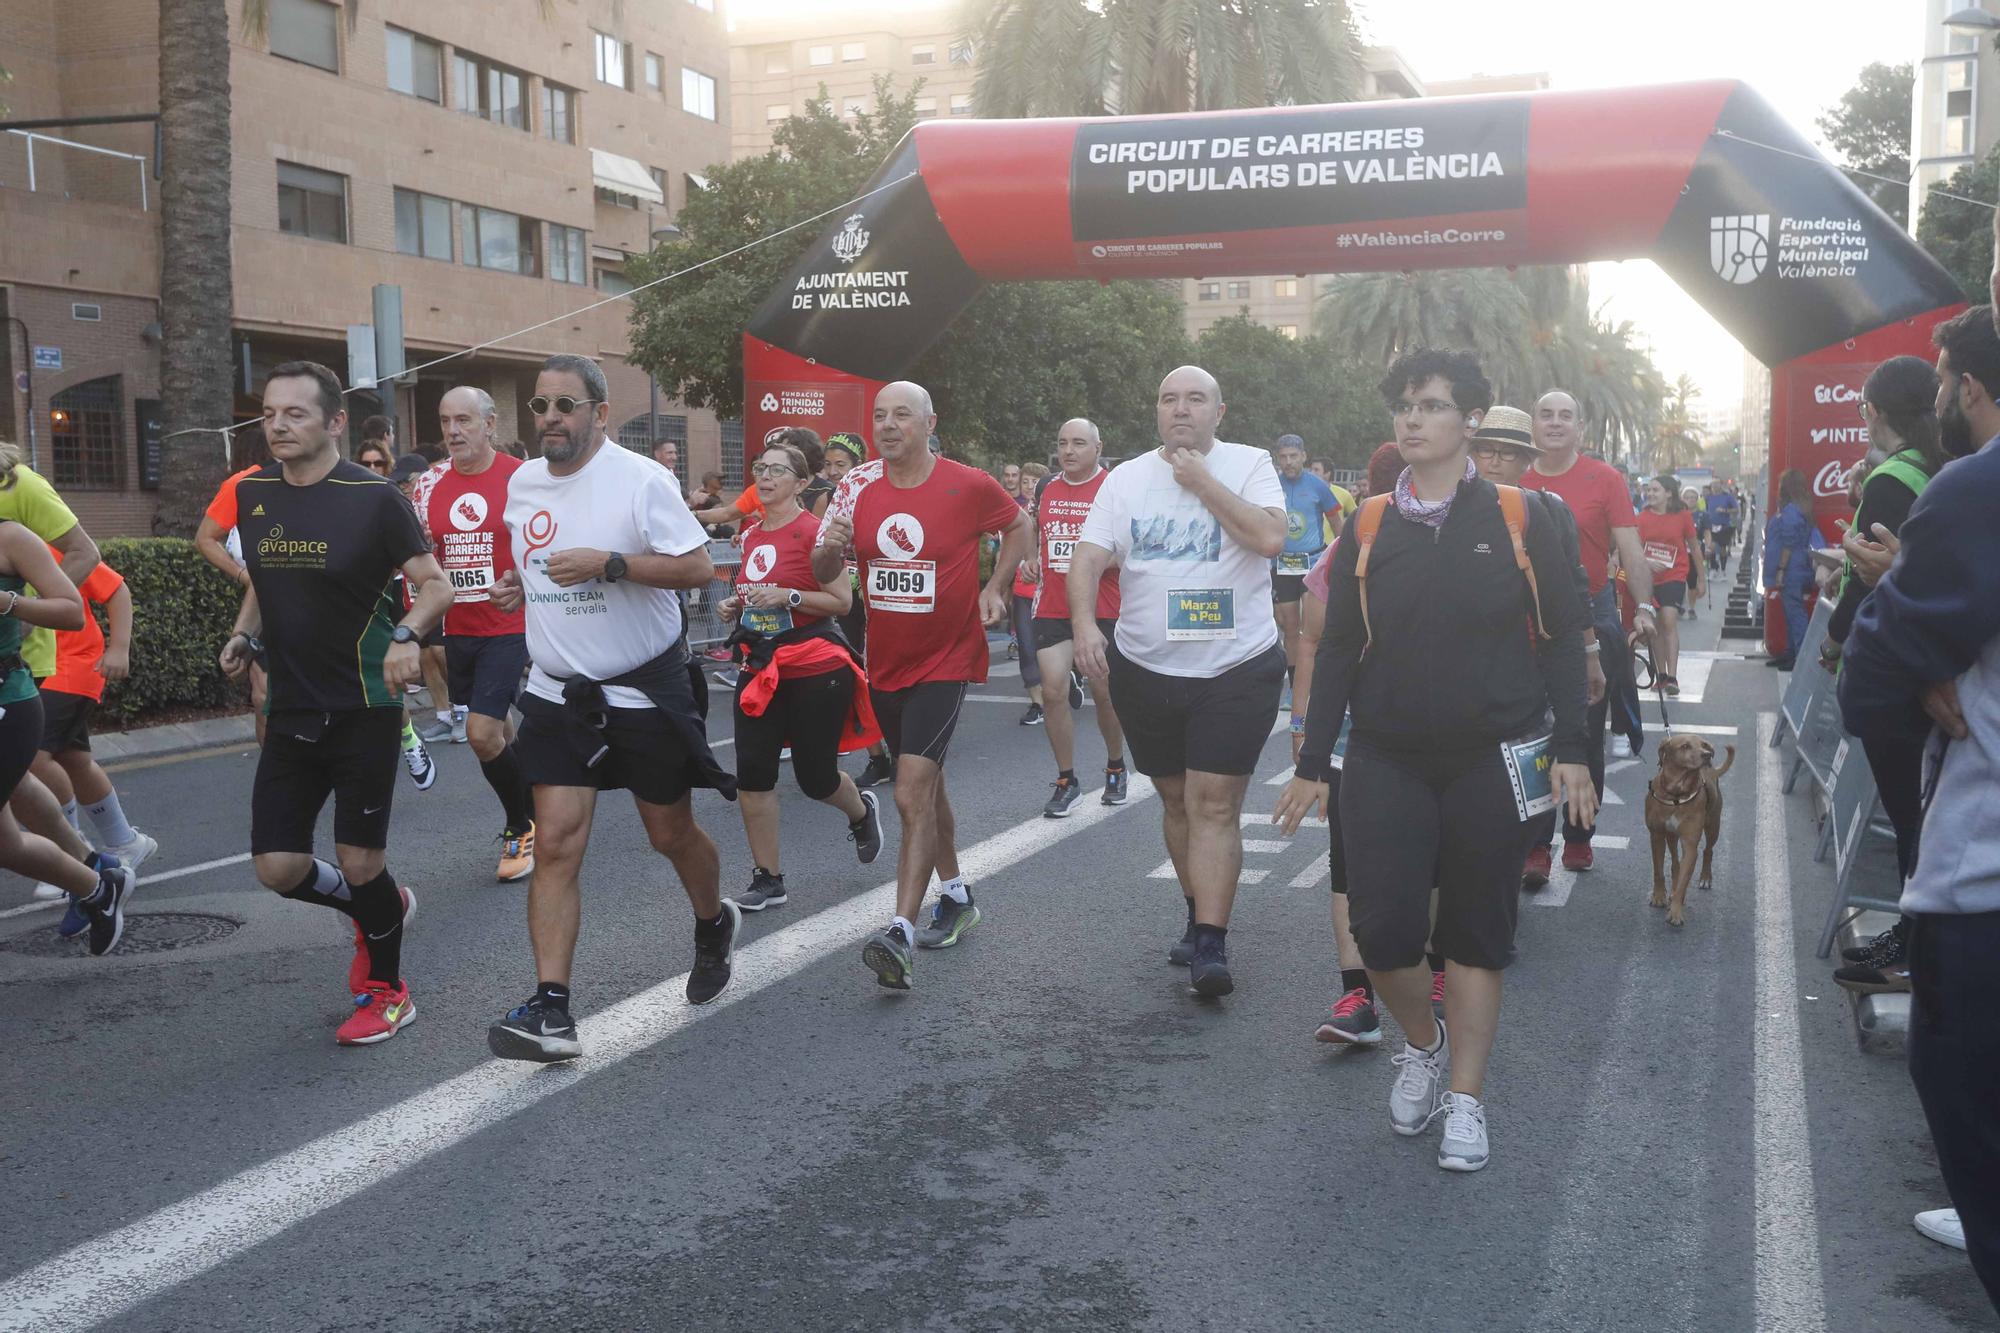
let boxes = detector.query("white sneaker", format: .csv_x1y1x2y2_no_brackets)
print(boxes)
102,830,160,876
1389,1019,1448,1135
1914,1208,1966,1251
1437,1091,1489,1171
403,738,437,791
1611,734,1634,760
32,881,65,900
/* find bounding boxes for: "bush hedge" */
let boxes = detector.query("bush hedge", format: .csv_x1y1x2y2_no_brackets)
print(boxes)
96,538,244,726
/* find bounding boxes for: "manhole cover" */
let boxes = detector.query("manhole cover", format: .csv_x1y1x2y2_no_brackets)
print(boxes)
0,911,243,958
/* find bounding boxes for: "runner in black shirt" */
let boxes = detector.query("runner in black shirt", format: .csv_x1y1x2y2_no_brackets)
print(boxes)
219,361,452,1047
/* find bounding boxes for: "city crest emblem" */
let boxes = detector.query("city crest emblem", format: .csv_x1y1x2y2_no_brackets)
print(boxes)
831,213,871,264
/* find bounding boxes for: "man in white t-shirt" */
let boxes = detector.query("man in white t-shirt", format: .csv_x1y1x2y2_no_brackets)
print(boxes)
1071,365,1287,998
485,354,739,1063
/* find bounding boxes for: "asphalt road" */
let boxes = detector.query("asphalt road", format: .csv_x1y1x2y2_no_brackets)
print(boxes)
2,577,1993,1332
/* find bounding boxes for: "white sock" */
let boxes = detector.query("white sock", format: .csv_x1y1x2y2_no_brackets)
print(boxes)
84,791,136,847
892,914,916,941
452,704,467,721
435,709,452,725
60,798,82,832
940,876,970,904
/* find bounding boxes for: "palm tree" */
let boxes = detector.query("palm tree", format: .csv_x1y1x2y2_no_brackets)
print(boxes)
964,0,1363,118
1315,268,1535,398
1650,373,1703,472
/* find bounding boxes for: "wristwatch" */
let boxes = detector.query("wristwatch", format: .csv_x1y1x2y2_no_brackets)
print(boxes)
603,553,628,584
787,588,804,608
391,625,417,645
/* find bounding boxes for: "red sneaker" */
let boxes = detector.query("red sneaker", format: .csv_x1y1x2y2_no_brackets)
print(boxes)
1430,969,1447,1018
336,980,416,1045
1521,844,1553,890
1561,841,1595,873
1315,987,1383,1045
347,885,416,995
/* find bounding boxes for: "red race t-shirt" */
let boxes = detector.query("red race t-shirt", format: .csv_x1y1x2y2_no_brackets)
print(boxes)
736,508,828,639
45,555,126,701
1521,456,1635,595
848,457,1022,691
1634,507,1698,585
1033,468,1120,622
413,453,525,637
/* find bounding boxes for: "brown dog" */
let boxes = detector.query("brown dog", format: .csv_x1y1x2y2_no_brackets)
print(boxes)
1645,735,1736,926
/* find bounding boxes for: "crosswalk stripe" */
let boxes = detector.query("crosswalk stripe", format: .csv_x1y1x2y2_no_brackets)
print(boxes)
1289,853,1330,889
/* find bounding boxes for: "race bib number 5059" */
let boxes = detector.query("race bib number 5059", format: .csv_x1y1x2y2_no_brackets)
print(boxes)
867,559,936,613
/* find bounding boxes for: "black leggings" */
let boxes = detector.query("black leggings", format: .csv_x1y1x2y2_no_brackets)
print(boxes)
733,666,856,800
1862,732,1927,881
0,691,45,799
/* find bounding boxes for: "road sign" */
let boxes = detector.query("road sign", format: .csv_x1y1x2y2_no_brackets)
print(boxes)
32,346,61,371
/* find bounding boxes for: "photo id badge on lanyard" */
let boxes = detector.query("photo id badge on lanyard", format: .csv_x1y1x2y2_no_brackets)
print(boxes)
1501,732,1556,821
1166,588,1235,640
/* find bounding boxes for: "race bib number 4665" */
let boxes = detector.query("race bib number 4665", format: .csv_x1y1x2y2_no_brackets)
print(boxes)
867,560,936,613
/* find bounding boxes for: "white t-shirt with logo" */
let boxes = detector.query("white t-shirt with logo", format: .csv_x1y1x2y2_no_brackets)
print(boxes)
1077,440,1284,677
505,438,709,708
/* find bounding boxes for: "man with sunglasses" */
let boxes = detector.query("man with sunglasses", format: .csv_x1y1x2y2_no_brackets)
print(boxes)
485,355,738,1062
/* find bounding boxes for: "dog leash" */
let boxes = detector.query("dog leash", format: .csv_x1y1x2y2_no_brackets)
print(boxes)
1630,640,1672,732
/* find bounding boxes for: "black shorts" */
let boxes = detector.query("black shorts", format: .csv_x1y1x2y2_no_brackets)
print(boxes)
870,680,967,765
251,708,403,854
1271,573,1308,605
1032,617,1116,652
38,687,93,754
445,633,528,721
1339,741,1528,971
421,624,445,651
1654,581,1686,610
514,691,695,805
1107,642,1284,778
0,691,45,797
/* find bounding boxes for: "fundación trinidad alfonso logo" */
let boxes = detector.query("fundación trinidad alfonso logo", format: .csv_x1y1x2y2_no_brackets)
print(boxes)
760,393,781,413
831,213,871,264
742,543,779,582
522,509,558,556
1709,214,1770,285
449,493,489,531
878,513,924,558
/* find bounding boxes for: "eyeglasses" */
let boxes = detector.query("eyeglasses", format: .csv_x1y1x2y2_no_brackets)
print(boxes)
359,456,390,471
1471,442,1533,462
750,462,799,479
528,395,599,416
1389,398,1459,419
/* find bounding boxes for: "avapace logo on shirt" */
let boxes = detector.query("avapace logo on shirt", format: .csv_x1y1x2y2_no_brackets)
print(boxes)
450,493,489,531
878,513,925,558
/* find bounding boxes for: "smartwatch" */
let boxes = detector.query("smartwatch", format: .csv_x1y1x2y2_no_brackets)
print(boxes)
391,625,418,645
787,588,804,609
604,553,628,584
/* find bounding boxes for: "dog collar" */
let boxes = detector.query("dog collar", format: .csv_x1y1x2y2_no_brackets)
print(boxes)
1648,779,1701,807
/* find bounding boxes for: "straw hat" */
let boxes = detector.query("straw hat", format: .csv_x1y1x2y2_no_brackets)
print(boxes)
1471,404,1537,450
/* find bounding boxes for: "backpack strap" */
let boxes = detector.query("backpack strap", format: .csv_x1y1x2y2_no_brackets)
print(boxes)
1352,494,1392,649
1495,485,1549,640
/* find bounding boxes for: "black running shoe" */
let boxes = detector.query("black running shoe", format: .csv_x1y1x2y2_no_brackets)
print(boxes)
849,788,884,864
488,995,582,1063
82,864,133,958
863,922,915,990
1067,670,1085,711
1840,917,1908,968
1189,937,1234,997
1019,703,1044,727
1043,777,1083,819
1168,920,1198,967
735,867,787,912
687,900,742,1005
1102,767,1128,806
856,754,896,788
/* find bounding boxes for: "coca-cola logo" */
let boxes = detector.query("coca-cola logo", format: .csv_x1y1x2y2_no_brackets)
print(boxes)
1813,383,1861,405
1813,459,1858,497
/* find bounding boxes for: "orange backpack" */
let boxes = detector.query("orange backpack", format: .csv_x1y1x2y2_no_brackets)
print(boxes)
1352,485,1546,649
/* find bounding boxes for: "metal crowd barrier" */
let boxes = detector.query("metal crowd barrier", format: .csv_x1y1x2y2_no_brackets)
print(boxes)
684,538,742,651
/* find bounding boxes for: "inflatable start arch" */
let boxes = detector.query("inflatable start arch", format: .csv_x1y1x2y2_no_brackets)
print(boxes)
741,80,1967,651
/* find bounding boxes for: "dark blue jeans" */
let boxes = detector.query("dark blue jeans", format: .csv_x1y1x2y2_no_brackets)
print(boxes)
1557,583,1629,845
1779,581,1810,661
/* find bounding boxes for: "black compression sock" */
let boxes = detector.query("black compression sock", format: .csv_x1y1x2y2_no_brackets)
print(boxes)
1340,967,1373,1000
348,869,405,985
536,981,571,1011
1425,951,1446,975
1058,769,1075,783
1183,897,1197,926
283,859,355,913
1106,758,1125,771
1192,923,1227,951
480,744,536,832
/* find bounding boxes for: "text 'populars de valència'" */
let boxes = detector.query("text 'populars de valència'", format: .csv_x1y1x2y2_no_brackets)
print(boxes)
1090,126,1505,196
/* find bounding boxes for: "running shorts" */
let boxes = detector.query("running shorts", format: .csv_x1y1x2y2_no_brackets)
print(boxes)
251,707,403,853
869,680,967,765
445,633,529,721
515,692,696,806
1271,573,1307,605
1654,581,1687,611
1107,642,1284,778
1032,617,1116,652
37,687,93,754
0,692,45,797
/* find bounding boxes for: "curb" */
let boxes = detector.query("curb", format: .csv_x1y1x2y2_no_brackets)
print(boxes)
94,713,259,764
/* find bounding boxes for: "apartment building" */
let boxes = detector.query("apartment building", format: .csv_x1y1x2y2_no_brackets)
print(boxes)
728,3,976,159
1911,0,2000,230
1,0,732,536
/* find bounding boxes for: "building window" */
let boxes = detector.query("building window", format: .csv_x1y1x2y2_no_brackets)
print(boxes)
1273,277,1300,298
1276,324,1299,339
808,45,833,67
844,97,866,119
549,225,587,284
460,205,541,276
1944,59,1975,156
682,68,717,120
594,32,630,89
385,27,441,102
618,413,687,457
454,52,525,130
649,166,669,202
949,39,975,65
50,376,123,491
719,419,743,484
596,266,637,296
1226,280,1251,300
268,0,338,73
541,83,575,143
949,92,972,116
1196,281,1221,301
393,188,452,260
276,161,347,242
596,186,639,209
914,96,936,117
645,52,664,91
766,102,790,124
910,43,936,65
764,49,788,74
842,41,866,62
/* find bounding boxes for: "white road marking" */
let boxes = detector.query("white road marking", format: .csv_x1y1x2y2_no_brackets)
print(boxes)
2,853,261,917
1751,710,1828,1331
1593,836,1632,850
1601,789,1624,807
1644,722,1739,736
1239,868,1269,885
1146,858,1177,880
1241,839,1292,855
1264,766,1296,786
0,899,61,919
0,773,1162,1333
964,693,1089,707
1528,867,1577,908
1682,650,1746,661
1606,759,1640,775
1289,852,1329,889
1241,812,1326,829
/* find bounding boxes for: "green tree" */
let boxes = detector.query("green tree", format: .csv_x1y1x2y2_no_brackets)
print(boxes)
1915,145,2000,303
1190,316,1382,467
965,0,1363,117
1816,61,1913,227
1650,373,1703,472
1316,268,1535,396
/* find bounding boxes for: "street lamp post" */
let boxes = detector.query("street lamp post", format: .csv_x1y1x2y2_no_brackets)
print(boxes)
4,315,36,471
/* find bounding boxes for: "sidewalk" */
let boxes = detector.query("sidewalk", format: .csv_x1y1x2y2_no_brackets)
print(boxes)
95,712,258,765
